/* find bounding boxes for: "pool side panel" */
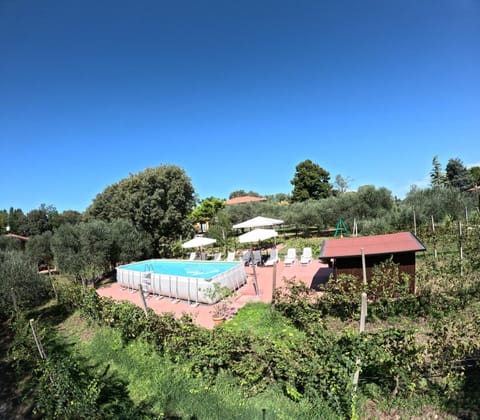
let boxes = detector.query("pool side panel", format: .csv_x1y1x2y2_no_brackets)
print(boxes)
116,260,246,304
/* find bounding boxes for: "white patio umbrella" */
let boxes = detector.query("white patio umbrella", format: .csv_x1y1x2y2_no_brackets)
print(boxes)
181,236,216,249
237,228,278,244
233,216,284,230
182,236,216,260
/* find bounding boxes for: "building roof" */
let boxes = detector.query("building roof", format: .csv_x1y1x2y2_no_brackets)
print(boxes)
5,233,30,241
225,196,267,205
319,231,426,259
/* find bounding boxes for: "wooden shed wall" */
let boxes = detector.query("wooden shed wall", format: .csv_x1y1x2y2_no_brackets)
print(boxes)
333,252,417,292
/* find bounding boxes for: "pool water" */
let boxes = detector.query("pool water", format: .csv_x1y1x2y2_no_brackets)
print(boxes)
119,260,240,280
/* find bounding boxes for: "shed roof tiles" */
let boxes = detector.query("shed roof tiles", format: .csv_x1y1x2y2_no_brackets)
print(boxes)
319,231,426,259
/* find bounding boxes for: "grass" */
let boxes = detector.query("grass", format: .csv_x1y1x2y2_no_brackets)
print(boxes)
223,302,305,341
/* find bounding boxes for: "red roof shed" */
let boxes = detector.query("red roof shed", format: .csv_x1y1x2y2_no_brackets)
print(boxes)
319,232,426,292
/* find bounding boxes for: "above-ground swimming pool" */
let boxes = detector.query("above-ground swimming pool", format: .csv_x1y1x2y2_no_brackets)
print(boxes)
116,259,247,305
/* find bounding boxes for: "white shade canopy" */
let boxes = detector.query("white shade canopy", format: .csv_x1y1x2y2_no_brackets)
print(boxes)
233,216,284,230
181,236,216,249
238,228,278,244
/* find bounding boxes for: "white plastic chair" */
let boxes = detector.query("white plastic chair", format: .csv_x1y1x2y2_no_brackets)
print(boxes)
264,249,279,266
300,247,312,265
226,251,236,262
284,248,296,266
188,252,196,260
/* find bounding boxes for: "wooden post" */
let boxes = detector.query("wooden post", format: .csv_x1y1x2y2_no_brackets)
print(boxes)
359,292,367,333
50,278,59,303
459,221,463,277
432,215,437,259
361,248,367,286
353,293,368,391
271,261,277,306
30,319,47,360
139,288,149,318
252,263,259,296
413,209,417,236
11,288,17,314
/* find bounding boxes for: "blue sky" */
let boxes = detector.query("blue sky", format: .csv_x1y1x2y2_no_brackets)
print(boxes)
1,0,479,213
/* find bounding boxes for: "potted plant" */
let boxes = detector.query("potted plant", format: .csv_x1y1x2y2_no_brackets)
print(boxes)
204,282,233,325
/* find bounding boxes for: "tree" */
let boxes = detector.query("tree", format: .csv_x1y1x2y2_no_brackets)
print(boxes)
0,250,48,318
109,219,151,266
430,155,446,188
22,204,58,236
51,223,84,282
469,166,480,187
291,160,332,202
6,208,26,235
228,190,261,199
334,174,353,193
26,231,54,270
85,165,196,255
446,158,471,190
190,197,226,224
52,219,151,286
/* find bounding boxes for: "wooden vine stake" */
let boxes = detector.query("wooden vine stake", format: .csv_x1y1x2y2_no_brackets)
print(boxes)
10,288,18,314
139,287,149,318
431,215,437,259
30,319,47,360
353,250,368,392
459,221,463,277
271,260,277,308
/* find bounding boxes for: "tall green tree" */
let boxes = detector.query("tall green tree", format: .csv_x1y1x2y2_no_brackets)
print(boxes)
430,155,446,188
468,166,480,187
446,157,471,190
291,160,332,202
6,208,26,235
85,165,196,255
191,197,226,224
22,204,58,236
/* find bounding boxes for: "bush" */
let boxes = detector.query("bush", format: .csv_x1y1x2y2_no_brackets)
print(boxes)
0,250,50,319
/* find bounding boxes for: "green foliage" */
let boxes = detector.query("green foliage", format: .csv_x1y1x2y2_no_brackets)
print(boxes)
0,250,49,319
191,196,226,223
33,356,101,419
446,157,471,190
430,154,447,188
229,189,261,199
404,186,475,226
291,159,332,202
25,231,54,268
51,220,150,284
85,165,196,255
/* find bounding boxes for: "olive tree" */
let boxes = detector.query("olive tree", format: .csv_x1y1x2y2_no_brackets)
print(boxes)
25,231,54,270
0,250,48,318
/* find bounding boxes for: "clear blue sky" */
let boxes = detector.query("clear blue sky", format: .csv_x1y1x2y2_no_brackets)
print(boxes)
1,0,479,213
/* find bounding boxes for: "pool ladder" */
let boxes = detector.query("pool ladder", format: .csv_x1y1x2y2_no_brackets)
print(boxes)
141,264,154,299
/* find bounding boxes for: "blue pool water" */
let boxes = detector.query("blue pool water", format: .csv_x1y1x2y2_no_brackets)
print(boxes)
118,259,240,280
